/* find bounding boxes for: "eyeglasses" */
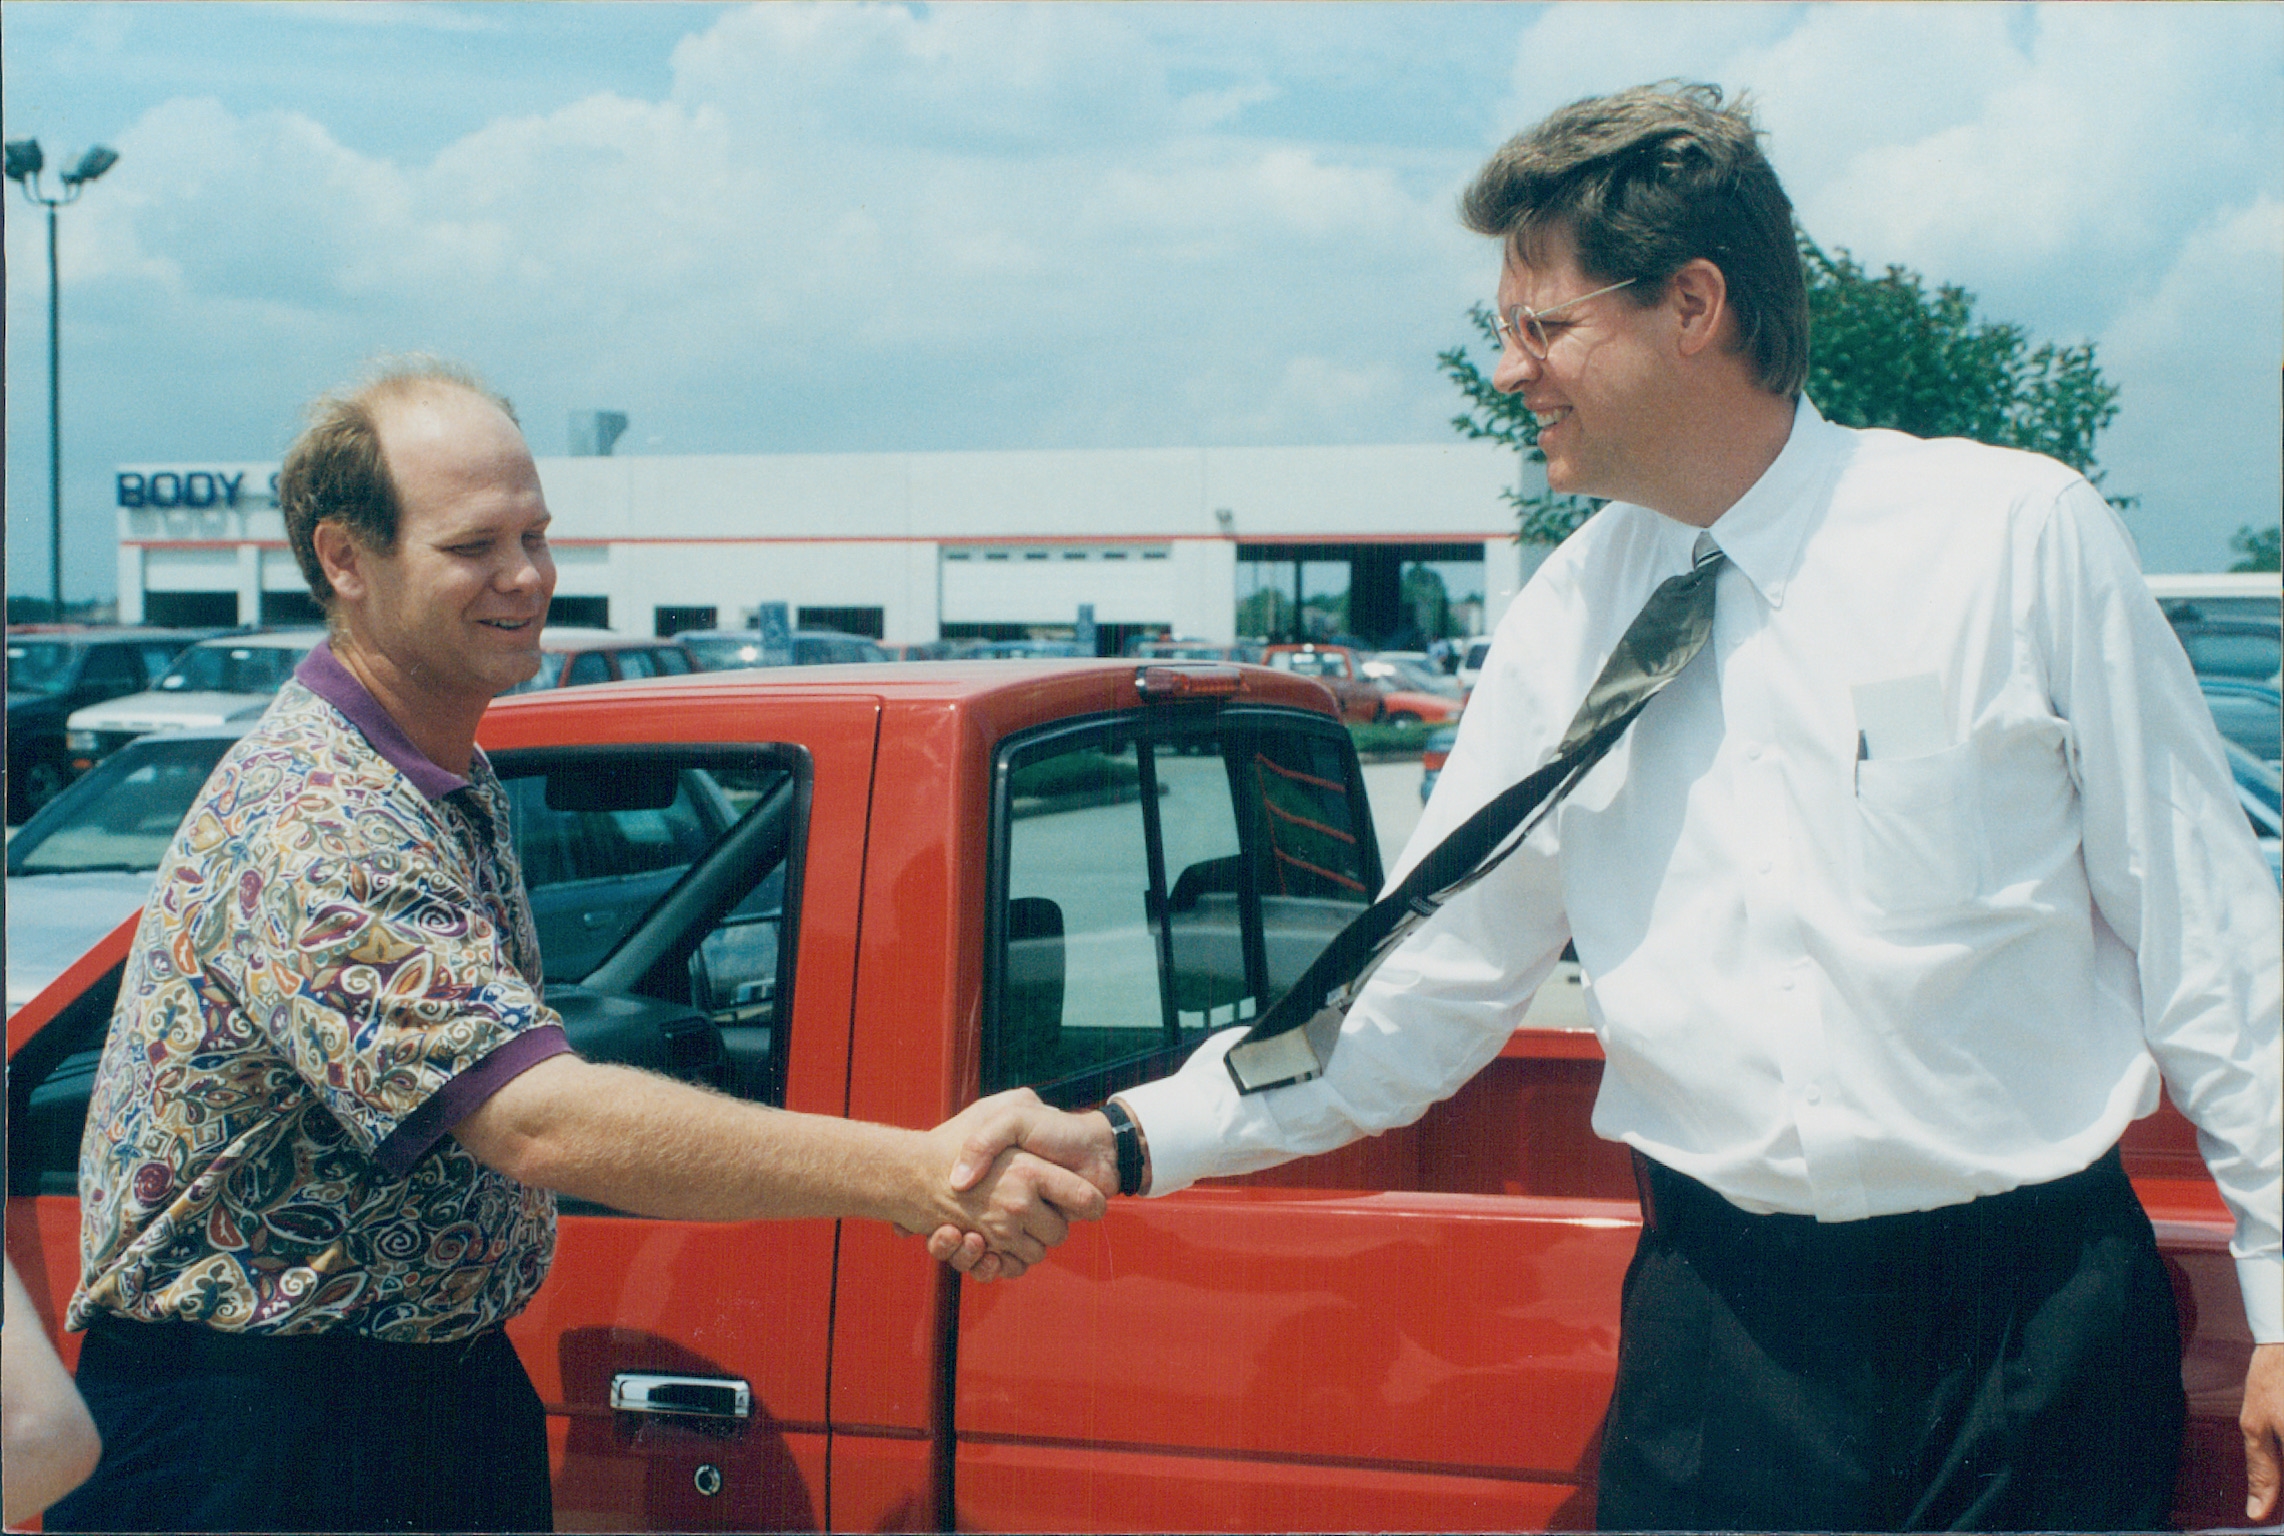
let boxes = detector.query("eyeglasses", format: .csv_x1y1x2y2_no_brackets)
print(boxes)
1493,277,1638,359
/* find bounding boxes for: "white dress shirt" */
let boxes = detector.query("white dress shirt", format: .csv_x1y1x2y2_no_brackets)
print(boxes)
1123,397,2282,1340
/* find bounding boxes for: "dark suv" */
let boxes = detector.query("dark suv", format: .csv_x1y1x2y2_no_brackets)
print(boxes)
5,627,212,823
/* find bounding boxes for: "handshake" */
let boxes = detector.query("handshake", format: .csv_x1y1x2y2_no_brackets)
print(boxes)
904,1090,1125,1282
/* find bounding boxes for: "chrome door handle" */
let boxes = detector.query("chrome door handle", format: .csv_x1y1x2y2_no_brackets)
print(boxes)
609,1372,753,1420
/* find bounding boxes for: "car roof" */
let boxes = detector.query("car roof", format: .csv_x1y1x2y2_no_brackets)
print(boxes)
538,629,689,652
480,658,1338,744
185,629,325,649
2146,572,2281,600
101,721,256,745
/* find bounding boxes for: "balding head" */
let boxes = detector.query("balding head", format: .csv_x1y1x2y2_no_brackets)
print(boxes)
278,358,520,609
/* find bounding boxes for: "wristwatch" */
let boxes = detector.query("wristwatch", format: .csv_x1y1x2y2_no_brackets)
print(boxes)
1100,1098,1145,1197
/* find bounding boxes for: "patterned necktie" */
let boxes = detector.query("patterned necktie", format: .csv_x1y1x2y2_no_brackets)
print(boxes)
1226,533,1727,1094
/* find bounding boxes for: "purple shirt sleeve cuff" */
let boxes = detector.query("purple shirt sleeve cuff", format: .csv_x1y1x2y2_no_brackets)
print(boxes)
373,1023,573,1179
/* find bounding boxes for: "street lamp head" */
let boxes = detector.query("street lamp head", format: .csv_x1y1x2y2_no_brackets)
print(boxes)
62,145,118,186
4,138,43,183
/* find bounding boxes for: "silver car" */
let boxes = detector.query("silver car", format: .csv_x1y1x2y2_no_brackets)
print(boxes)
63,630,320,776
5,725,245,1017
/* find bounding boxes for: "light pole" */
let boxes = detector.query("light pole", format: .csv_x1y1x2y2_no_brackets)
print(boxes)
7,138,119,620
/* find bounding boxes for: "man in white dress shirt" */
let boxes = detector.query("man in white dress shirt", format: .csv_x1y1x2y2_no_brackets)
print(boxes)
946,82,2281,1530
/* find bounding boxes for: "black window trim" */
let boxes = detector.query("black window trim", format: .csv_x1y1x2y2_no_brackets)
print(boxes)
980,701,1375,1106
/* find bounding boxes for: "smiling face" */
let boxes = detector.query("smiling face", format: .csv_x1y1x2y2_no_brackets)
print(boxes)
329,384,556,722
1491,226,1687,511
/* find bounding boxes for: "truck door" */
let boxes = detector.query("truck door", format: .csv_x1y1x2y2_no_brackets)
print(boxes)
489,707,879,1533
951,701,1636,1531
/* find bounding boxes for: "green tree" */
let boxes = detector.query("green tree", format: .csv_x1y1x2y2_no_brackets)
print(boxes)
1801,237,2122,492
2230,522,2281,573
1441,233,2133,545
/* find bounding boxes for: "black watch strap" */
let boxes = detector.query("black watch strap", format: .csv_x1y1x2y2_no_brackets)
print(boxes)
1101,1099,1144,1197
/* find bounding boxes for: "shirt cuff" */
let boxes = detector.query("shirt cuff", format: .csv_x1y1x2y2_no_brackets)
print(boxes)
2239,1254,2283,1344
1118,1028,1249,1196
373,1024,573,1179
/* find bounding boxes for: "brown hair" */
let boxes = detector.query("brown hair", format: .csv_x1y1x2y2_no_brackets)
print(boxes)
277,357,516,606
1461,81,1808,397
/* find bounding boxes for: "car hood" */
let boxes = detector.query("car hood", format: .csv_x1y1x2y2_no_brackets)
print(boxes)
4,869,152,1016
66,692,274,734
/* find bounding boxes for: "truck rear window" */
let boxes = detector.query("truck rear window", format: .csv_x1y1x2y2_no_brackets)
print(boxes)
986,706,1376,1105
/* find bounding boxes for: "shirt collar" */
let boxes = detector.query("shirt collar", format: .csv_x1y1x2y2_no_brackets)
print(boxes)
1698,394,1845,610
294,640,473,802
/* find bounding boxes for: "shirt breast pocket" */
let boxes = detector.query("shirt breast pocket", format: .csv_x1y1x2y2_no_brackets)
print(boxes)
1851,737,1987,916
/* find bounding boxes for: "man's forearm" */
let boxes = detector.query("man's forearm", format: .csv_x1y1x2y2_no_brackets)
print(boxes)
453,1055,1098,1247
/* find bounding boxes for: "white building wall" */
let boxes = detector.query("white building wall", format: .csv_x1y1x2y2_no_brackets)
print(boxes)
114,441,1536,640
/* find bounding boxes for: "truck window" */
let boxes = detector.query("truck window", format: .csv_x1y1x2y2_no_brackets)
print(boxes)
8,746,808,1203
985,707,1376,1105
494,747,808,1109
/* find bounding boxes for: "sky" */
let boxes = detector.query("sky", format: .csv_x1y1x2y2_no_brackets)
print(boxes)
4,1,2279,604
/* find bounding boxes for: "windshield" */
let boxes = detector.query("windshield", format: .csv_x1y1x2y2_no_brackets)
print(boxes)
506,652,571,694
1370,660,1462,697
682,636,772,671
5,640,78,696
8,735,239,875
156,642,307,695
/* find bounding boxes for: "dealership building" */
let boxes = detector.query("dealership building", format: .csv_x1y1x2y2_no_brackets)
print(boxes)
109,438,1543,651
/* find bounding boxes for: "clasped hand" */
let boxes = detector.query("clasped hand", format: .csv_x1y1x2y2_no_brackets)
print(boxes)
909,1090,1118,1282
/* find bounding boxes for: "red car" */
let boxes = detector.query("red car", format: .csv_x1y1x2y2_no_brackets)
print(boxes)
5,661,2254,1530
1260,643,1387,723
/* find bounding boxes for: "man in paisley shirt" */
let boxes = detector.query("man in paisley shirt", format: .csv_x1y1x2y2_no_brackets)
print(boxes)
48,361,1103,1534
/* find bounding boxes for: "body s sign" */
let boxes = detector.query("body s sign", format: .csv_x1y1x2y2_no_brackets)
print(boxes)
116,465,280,510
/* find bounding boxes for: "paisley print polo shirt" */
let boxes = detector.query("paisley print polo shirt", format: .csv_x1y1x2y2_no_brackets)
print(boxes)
70,644,572,1342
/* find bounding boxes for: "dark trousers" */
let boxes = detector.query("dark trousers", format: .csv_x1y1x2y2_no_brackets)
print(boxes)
1597,1146,2185,1532
46,1315,553,1533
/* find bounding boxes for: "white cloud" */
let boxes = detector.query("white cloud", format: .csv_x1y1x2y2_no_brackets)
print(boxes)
7,1,2281,596
2099,194,2284,571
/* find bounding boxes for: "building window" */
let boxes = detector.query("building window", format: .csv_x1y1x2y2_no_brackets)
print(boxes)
260,590,325,626
550,596,610,629
985,551,1011,562
144,592,239,627
797,606,885,640
1063,550,1088,560
654,605,717,638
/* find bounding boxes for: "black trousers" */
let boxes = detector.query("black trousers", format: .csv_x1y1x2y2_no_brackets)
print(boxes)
46,1314,553,1533
1597,1146,2185,1532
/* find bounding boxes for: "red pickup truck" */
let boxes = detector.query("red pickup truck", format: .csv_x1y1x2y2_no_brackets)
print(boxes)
5,661,2254,1530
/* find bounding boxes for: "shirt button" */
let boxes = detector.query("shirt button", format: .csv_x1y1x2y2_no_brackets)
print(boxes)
1748,744,1765,761
1805,1084,1823,1105
1758,857,1775,875
1780,974,1797,991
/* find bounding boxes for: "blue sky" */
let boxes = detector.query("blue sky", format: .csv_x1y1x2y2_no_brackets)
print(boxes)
6,1,2279,601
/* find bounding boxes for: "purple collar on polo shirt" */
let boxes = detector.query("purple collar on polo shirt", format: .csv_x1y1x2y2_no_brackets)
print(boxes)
294,640,473,802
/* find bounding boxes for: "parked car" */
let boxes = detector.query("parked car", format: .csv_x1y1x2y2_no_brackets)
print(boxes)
7,659,2254,1531
1457,635,1492,691
2226,738,2283,886
1361,655,1465,725
678,628,891,670
2147,571,2281,630
6,626,212,822
1261,643,1386,722
508,629,698,693
1419,720,1460,804
1125,638,1264,664
5,725,247,1015
2169,617,2281,688
2202,678,2281,767
62,630,322,775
